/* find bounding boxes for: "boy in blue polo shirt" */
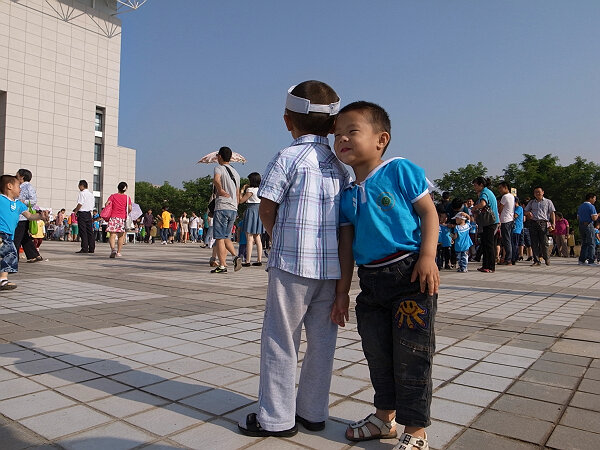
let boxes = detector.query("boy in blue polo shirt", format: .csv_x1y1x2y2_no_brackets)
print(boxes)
0,175,48,290
331,102,439,450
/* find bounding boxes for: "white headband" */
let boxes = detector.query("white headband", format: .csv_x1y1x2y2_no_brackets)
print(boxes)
285,85,340,115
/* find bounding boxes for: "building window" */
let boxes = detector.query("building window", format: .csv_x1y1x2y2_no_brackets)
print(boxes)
95,112,103,132
94,142,102,162
93,166,102,192
95,197,102,213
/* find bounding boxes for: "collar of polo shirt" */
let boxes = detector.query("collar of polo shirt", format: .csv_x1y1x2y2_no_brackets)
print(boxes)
285,85,340,115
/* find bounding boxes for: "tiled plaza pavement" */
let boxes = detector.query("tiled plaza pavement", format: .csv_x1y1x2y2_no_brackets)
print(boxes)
1,241,599,449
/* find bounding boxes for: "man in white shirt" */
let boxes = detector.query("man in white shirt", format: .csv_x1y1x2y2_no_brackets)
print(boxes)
72,180,95,254
498,181,515,264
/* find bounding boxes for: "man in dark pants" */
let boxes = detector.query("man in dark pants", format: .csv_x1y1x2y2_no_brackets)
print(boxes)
72,180,95,254
142,209,153,243
524,187,555,266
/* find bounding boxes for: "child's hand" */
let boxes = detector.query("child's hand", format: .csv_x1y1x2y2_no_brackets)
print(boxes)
330,292,350,327
411,257,440,295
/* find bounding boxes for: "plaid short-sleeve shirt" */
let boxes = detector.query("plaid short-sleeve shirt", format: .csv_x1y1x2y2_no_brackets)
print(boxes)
258,135,350,280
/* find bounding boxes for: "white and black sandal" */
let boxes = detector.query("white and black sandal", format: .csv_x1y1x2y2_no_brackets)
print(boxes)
0,280,17,290
347,413,397,441
393,432,429,450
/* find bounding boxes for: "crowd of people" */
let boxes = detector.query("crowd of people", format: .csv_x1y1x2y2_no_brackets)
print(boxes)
2,80,600,450
435,181,600,274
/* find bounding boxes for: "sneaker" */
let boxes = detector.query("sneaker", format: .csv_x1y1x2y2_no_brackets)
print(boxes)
252,261,263,266
578,260,587,265
295,414,325,432
211,266,227,273
393,432,429,450
241,262,251,267
233,256,242,272
526,256,533,261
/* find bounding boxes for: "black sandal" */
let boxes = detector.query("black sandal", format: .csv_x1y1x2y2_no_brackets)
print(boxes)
0,280,17,290
238,413,298,437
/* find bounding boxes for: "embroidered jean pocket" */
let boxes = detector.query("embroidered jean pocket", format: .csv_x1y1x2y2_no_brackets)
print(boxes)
391,293,436,353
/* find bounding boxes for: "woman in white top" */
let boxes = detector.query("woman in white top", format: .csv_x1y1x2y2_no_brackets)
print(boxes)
239,172,265,267
180,212,189,243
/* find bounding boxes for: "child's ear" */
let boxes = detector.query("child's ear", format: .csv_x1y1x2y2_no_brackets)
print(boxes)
283,114,293,132
377,132,390,151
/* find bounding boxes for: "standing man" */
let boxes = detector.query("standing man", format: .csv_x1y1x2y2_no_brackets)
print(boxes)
497,181,515,264
577,193,598,265
72,180,95,254
211,146,240,273
142,209,153,243
524,187,555,266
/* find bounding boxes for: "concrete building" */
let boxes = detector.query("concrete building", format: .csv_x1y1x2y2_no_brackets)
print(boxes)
0,0,138,213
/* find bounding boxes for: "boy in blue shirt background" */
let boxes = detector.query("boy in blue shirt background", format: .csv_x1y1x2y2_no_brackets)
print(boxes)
331,101,439,450
0,175,48,290
437,212,452,270
452,212,472,272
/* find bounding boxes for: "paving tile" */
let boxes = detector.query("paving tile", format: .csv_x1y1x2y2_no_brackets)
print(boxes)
141,376,211,400
446,428,539,449
56,421,156,450
109,367,177,388
546,424,600,450
329,400,376,423
529,359,586,377
427,420,464,449
29,366,100,388
490,394,564,422
20,405,111,440
170,418,260,449
470,361,526,378
125,403,211,436
454,372,514,392
0,389,75,420
434,383,500,407
431,398,483,425
584,367,600,381
285,418,349,449
0,418,49,449
180,388,255,415
472,410,554,444
0,377,46,400
434,355,476,370
559,406,600,433
570,391,600,412
56,377,131,402
154,357,214,376
88,389,169,417
507,380,572,404
540,351,591,366
187,366,251,387
519,369,580,389
483,353,536,368
578,378,600,394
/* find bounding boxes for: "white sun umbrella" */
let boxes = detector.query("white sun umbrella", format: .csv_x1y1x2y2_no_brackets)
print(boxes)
129,202,143,220
197,151,247,164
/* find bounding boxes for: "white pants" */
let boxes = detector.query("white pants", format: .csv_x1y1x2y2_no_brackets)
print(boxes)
257,268,337,431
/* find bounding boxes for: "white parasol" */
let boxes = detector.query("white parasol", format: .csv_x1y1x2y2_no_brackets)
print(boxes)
197,151,246,164
129,202,143,220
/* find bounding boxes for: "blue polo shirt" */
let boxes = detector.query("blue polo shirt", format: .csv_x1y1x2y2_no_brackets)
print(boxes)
577,202,597,223
339,157,429,265
513,205,524,234
478,187,499,224
439,224,452,247
0,195,28,238
454,223,472,252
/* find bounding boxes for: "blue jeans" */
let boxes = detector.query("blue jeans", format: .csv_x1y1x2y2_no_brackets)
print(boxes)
511,232,523,263
500,221,513,262
579,223,596,263
213,209,236,239
355,254,436,428
160,228,169,242
456,251,468,271
189,228,198,242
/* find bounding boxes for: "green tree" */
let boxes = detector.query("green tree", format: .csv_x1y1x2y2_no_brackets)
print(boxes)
434,162,489,202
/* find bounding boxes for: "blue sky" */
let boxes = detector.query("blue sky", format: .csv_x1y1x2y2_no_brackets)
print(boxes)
118,1,600,186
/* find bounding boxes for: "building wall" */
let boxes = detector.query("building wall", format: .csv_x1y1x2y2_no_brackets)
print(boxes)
0,0,135,212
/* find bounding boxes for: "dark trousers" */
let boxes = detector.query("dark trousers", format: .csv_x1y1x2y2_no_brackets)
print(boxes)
511,232,523,263
481,224,497,271
529,220,548,262
13,221,40,260
77,211,95,252
437,246,451,268
579,223,596,263
356,254,436,428
144,226,152,242
500,222,513,262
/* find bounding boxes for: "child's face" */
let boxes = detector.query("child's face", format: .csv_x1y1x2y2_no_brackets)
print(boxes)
455,217,465,225
333,110,385,168
439,214,447,224
5,181,20,199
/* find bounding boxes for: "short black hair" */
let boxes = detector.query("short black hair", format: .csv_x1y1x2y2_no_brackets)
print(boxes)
285,80,339,136
248,172,261,188
0,175,18,194
498,181,511,190
117,181,128,193
79,180,88,188
585,192,596,200
337,101,392,153
17,169,32,182
218,146,232,163
472,176,490,187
